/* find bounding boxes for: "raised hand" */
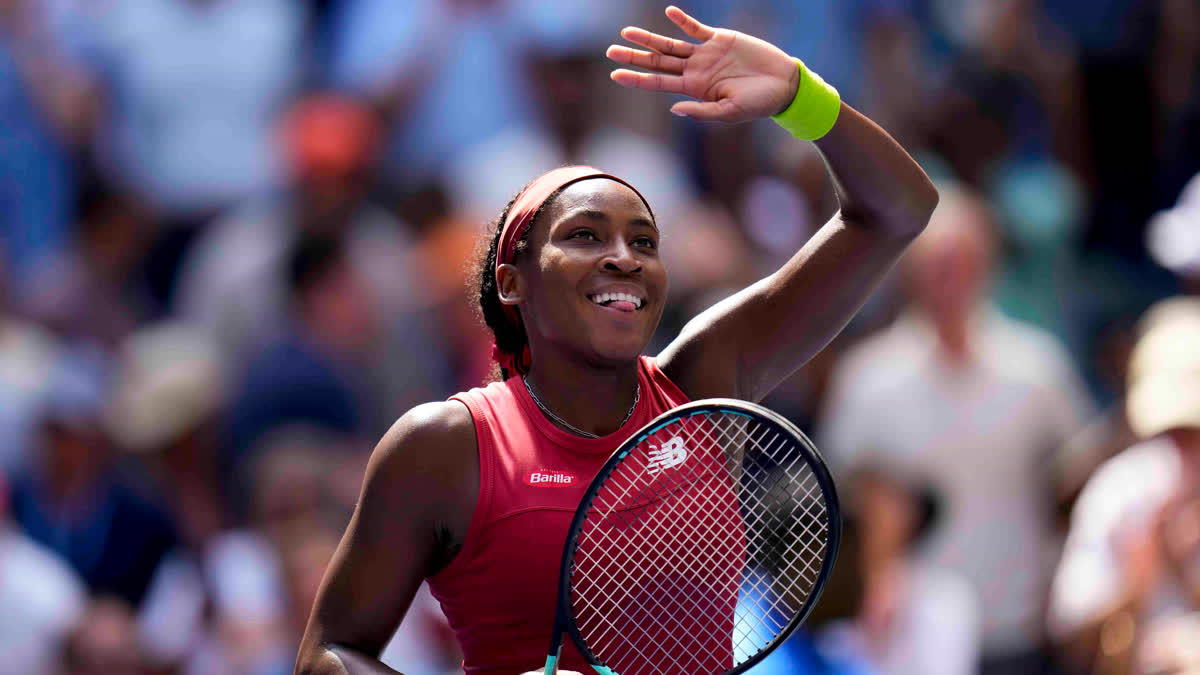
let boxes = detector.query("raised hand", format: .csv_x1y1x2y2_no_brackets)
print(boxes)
606,6,800,123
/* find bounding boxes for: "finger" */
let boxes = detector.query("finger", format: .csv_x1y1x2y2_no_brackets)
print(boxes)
670,99,739,122
620,26,695,58
610,68,686,94
665,6,716,41
606,45,686,75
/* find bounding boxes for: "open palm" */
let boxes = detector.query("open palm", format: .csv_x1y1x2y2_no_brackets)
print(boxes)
606,6,799,123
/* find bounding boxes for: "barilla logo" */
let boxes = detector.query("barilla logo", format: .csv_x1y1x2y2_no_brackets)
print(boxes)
524,469,577,487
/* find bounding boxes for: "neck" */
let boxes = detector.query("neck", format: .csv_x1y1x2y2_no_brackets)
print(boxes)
920,307,973,366
523,350,640,437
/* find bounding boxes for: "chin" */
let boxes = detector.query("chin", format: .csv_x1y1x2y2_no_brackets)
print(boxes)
588,334,651,366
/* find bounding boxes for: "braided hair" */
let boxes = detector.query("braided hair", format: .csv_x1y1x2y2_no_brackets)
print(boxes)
474,184,568,381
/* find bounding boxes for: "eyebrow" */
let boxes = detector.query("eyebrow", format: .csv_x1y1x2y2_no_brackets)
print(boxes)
570,209,659,232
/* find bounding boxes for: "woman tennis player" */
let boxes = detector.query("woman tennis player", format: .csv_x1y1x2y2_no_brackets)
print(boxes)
295,7,937,675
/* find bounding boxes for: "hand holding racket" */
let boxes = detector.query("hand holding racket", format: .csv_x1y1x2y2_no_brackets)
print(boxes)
606,6,801,122
543,399,841,675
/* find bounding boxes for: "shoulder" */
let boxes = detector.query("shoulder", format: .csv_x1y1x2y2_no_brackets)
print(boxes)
1084,440,1177,498
356,401,479,558
1069,439,1178,537
370,401,476,478
824,320,924,409
640,356,691,405
985,311,1079,383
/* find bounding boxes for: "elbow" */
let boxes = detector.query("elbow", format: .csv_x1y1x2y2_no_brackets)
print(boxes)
907,178,940,236
842,178,939,241
295,647,346,675
886,177,939,240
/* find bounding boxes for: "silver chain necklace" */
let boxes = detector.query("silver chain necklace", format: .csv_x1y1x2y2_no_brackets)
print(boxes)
523,375,640,439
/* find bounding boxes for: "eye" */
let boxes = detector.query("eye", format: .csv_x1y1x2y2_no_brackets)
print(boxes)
632,236,657,250
568,228,599,241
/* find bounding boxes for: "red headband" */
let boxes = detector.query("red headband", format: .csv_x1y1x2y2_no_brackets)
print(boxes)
492,166,653,377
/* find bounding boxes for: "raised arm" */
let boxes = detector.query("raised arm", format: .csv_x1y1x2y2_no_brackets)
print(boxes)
295,402,478,675
609,6,938,402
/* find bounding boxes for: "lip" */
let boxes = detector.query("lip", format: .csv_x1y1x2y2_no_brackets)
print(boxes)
586,283,649,313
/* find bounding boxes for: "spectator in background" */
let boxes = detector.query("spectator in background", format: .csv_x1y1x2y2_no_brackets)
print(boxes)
820,184,1093,674
820,462,979,675
227,235,372,473
0,471,86,675
60,0,306,308
445,33,695,232
22,178,153,350
7,354,179,611
176,92,449,414
1048,171,1200,528
0,239,62,472
0,0,94,296
106,322,229,550
1049,298,1200,675
329,0,636,188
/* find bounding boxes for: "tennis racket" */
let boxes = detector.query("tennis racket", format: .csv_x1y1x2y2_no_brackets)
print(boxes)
542,398,841,675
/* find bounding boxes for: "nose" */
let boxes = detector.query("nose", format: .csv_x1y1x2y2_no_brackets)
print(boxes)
601,239,641,274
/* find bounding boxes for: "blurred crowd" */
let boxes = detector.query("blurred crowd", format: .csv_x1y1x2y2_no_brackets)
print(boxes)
0,0,1198,674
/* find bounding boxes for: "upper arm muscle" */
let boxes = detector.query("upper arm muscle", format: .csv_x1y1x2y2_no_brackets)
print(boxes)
297,401,477,663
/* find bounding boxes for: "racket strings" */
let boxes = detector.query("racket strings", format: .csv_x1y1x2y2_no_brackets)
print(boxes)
576,415,801,662
570,411,831,675
574,422,751,673
575,453,747,672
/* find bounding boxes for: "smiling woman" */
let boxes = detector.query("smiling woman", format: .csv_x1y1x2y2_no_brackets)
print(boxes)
478,168,666,392
295,6,937,675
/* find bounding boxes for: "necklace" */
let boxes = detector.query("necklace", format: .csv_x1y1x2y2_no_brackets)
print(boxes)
523,375,640,439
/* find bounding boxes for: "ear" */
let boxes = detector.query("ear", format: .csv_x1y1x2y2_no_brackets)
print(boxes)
496,263,524,307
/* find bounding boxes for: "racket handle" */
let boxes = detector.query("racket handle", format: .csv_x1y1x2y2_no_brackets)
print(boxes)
543,647,561,675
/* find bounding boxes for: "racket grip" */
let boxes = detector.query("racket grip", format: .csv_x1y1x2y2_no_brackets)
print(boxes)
543,649,560,675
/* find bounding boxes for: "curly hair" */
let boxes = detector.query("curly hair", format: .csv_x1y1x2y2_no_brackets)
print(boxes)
473,184,568,381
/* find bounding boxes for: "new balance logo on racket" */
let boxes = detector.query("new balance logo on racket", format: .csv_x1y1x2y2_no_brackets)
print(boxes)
646,436,688,474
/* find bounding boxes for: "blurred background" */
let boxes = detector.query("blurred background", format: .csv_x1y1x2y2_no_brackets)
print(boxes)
1,0,1198,673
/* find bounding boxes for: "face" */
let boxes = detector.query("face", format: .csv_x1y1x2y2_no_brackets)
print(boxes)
906,195,993,325
502,179,667,367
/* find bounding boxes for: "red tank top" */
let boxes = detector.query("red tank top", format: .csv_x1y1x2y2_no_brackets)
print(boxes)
429,356,691,674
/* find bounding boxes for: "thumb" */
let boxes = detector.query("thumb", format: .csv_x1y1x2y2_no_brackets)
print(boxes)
670,99,738,122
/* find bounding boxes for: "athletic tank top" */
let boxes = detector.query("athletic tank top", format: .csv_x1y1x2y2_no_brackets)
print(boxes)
429,356,691,674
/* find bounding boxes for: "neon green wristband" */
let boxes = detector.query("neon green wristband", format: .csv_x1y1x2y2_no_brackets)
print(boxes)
771,58,841,141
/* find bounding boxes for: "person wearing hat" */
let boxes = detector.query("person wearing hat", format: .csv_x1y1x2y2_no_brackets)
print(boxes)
1049,297,1200,674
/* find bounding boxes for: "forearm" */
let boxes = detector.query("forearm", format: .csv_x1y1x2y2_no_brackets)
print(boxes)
813,102,938,237
297,644,403,675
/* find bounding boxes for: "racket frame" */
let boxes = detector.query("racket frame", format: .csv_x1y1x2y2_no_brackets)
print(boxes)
544,398,841,675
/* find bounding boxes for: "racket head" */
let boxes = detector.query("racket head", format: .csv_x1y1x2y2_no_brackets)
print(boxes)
554,399,841,675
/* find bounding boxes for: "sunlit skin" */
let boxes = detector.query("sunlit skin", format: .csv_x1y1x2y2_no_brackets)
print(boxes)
295,6,938,675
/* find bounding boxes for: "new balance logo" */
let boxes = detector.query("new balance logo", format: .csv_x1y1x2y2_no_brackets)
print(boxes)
647,436,688,474
524,469,577,487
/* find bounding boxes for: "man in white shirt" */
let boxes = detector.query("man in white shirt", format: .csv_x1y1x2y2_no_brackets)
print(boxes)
820,185,1093,674
1049,297,1200,675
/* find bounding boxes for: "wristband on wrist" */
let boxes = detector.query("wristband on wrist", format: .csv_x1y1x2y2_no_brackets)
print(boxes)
771,58,841,141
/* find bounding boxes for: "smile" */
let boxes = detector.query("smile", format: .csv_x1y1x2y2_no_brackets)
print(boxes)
587,292,645,311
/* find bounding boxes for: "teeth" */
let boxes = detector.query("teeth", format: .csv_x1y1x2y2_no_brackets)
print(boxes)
590,292,644,309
